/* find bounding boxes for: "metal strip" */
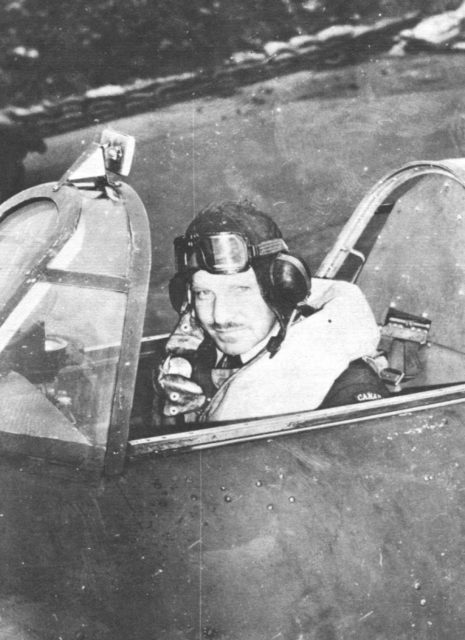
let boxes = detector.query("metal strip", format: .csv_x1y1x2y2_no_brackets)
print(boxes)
103,183,151,475
316,161,465,280
45,268,129,292
127,383,465,457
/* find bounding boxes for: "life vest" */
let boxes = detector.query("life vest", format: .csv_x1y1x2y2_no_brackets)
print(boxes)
200,278,380,422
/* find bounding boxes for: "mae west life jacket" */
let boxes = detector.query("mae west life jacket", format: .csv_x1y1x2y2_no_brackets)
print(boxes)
199,278,381,422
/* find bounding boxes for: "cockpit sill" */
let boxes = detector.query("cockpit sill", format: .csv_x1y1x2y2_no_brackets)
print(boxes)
128,333,465,459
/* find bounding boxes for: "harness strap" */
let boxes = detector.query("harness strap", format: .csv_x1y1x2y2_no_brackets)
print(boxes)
378,307,431,391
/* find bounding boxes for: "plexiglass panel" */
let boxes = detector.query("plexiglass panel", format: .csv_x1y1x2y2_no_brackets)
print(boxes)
0,200,58,309
0,284,126,448
357,174,465,341
356,173,465,388
49,197,129,276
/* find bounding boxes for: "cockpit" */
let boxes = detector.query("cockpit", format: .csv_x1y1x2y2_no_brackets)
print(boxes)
1,133,465,475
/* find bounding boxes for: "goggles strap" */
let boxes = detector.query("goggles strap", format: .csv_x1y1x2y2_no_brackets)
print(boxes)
254,239,288,257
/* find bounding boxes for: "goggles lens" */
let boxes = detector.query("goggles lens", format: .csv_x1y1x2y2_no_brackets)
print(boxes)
175,233,249,274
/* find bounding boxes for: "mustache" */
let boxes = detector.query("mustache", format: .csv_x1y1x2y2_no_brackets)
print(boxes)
210,322,244,331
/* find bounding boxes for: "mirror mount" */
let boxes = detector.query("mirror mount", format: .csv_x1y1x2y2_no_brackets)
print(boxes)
54,129,135,198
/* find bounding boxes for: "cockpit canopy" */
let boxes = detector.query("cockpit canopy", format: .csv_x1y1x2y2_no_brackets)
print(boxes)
0,132,150,475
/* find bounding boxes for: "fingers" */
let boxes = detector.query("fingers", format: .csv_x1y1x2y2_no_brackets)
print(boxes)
158,372,206,416
159,373,204,396
161,355,192,378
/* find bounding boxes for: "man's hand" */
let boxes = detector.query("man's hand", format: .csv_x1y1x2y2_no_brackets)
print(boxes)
157,356,206,416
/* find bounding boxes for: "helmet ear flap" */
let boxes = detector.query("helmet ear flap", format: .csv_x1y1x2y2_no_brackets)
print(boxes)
169,272,189,313
270,253,311,312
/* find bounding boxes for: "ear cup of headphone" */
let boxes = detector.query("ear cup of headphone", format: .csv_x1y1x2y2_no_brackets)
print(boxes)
270,253,311,311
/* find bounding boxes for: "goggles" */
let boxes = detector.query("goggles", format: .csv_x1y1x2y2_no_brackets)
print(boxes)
174,232,288,275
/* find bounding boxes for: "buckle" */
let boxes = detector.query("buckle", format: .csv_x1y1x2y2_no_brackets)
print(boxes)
380,308,431,345
379,367,405,389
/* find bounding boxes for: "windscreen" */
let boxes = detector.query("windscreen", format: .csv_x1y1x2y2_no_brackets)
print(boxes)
0,283,126,450
0,200,58,310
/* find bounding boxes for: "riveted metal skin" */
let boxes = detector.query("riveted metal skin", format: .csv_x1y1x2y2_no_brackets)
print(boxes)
2,400,465,639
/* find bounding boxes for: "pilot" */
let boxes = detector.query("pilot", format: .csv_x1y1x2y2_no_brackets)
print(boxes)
156,200,388,423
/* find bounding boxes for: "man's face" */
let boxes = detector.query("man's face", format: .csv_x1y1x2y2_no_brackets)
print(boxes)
191,268,276,356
